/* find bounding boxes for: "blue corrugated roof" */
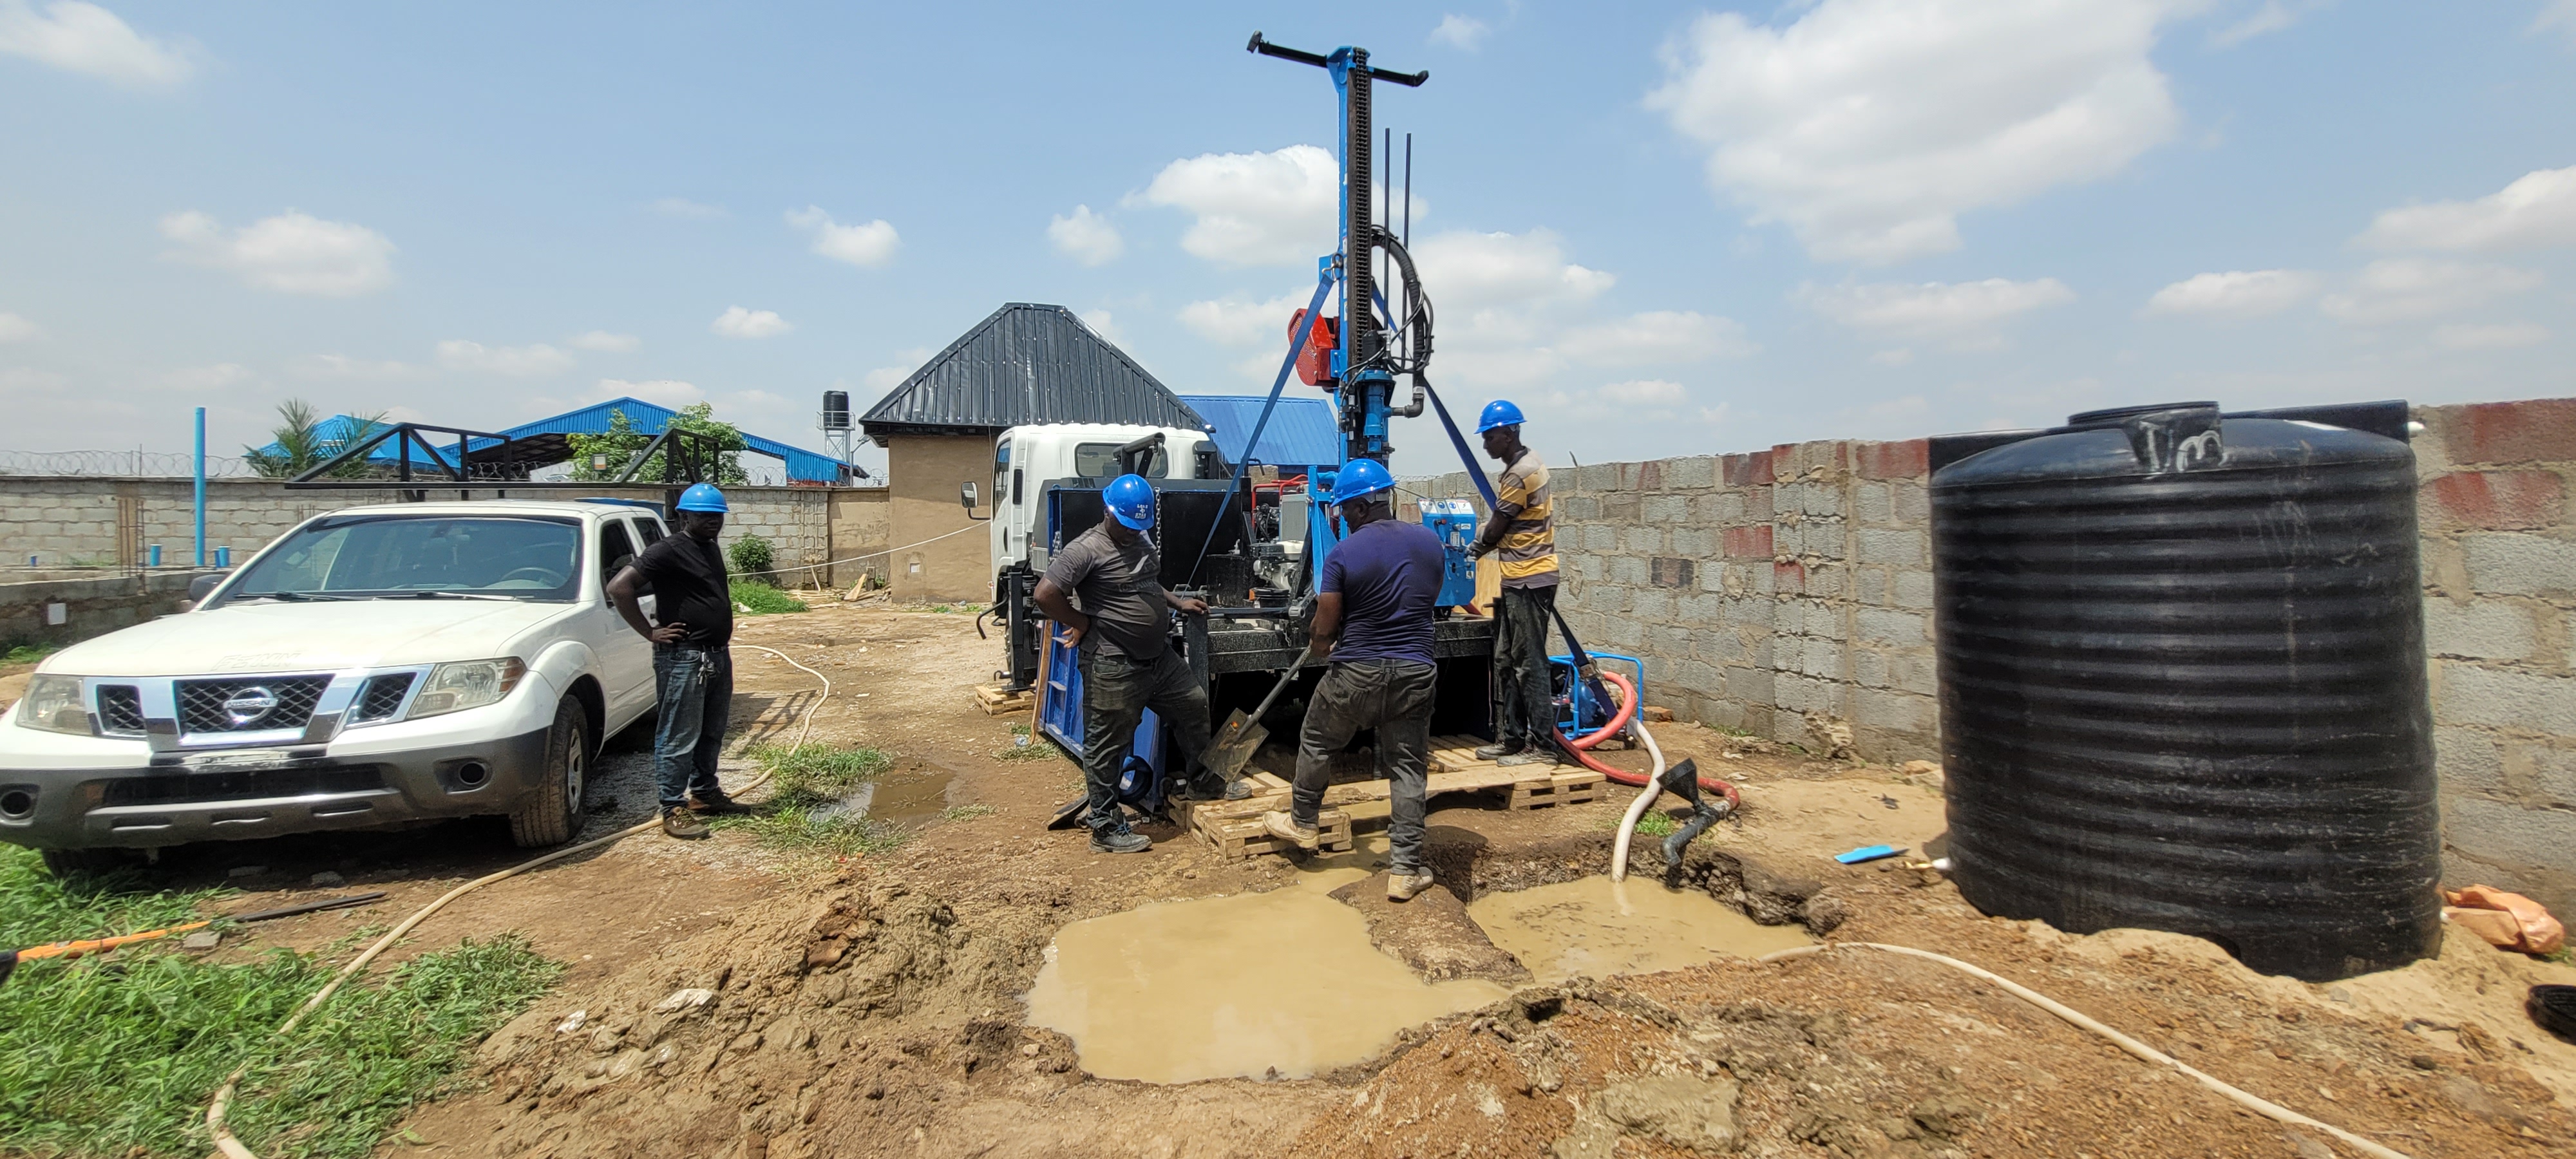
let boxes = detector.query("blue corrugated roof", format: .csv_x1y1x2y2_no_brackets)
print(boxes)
254,415,457,467
1178,393,1344,469
485,398,859,484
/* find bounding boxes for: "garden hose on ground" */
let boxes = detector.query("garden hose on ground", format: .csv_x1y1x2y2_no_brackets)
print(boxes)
205,645,835,1159
1756,942,2415,1159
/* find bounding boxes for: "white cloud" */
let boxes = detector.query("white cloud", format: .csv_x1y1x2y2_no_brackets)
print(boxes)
710,306,792,339
2537,0,2576,45
1411,229,1612,309
1048,205,1124,266
1179,292,1312,347
2356,165,2576,252
2143,269,2322,317
1430,14,1491,50
2317,259,2543,325
435,339,575,377
1595,379,1687,406
568,330,639,352
864,346,934,393
158,209,395,296
159,363,253,391
291,353,428,381
1137,145,1425,267
0,1,193,87
651,197,727,219
2208,0,2331,48
1554,310,1756,364
786,205,900,267
1077,309,1126,346
2430,321,2549,350
590,378,703,408
0,312,39,342
1799,277,2075,346
1647,0,2187,263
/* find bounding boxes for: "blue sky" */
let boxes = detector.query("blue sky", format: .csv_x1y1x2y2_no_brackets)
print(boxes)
3,1,2573,478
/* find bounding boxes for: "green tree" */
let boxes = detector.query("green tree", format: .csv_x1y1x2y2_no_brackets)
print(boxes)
566,403,749,484
243,400,390,479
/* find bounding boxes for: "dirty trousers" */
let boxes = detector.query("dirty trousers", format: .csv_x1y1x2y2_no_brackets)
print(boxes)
652,643,732,809
1078,646,1213,835
1492,583,1558,746
1292,659,1437,874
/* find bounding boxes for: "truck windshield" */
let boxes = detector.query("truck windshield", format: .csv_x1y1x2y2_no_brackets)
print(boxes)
221,516,583,604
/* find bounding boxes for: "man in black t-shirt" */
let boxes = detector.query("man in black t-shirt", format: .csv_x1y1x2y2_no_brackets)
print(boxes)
609,484,748,839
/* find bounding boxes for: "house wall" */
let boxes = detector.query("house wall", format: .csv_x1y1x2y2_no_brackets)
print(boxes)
883,435,995,601
1418,397,2576,918
826,487,893,590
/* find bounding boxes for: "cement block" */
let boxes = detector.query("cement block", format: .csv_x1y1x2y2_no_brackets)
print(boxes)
1853,482,1891,523
1801,484,1842,518
1772,635,1803,672
2462,532,2576,597
1631,589,1674,621
2439,662,2576,735
2423,599,2539,661
1891,655,1939,696
1801,641,1846,680
1893,570,1935,610
2530,744,2576,807
1856,608,1927,646
1855,649,1889,688
1858,569,1888,606
1857,527,1926,567
1643,495,1688,523
1672,658,1722,697
1803,601,1844,639
1660,456,1717,490
1893,483,1929,525
1855,688,1934,732
1669,527,1713,557
2443,795,2576,880
2433,726,2506,798
1723,664,1772,706
1720,597,1773,628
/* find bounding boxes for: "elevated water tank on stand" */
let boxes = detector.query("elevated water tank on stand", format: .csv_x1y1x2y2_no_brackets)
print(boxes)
1931,401,2438,981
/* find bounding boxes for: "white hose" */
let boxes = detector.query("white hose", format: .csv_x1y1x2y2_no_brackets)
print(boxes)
205,645,834,1158
1606,721,1668,883
1757,942,2414,1159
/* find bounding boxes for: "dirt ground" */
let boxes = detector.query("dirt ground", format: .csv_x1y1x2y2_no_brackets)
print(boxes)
33,601,2576,1158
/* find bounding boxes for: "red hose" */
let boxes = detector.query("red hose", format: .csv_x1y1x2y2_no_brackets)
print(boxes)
1560,671,1741,809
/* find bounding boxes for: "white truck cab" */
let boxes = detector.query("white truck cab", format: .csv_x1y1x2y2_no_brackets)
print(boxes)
989,423,1217,574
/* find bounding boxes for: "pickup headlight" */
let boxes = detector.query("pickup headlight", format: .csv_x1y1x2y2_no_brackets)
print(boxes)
404,658,528,721
17,675,92,735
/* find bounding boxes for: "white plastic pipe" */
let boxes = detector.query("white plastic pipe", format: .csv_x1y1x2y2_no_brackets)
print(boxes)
1607,720,1667,883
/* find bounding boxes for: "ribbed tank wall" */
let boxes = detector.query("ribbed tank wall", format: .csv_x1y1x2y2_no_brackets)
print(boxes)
1933,407,2439,981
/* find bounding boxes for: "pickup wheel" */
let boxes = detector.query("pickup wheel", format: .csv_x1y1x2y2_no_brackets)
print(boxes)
509,697,592,848
41,847,139,878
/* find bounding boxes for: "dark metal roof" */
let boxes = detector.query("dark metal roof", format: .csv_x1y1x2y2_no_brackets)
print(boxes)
858,303,1206,438
1177,394,1344,469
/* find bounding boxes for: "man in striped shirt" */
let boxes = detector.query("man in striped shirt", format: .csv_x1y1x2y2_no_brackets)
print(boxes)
1466,399,1563,766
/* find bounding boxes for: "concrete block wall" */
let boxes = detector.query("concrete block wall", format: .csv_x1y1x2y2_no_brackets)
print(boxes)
2413,399,2576,914
0,570,220,650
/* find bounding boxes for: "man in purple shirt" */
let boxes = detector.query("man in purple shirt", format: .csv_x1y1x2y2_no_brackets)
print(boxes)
1263,459,1447,901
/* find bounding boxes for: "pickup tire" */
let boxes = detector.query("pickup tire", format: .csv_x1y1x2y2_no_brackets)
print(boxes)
509,696,592,847
41,847,138,878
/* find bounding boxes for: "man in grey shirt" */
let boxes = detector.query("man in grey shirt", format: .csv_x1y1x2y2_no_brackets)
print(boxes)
1033,473,1244,854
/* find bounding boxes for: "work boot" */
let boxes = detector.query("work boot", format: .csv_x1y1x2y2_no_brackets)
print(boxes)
1472,739,1525,762
1090,828,1152,854
661,806,711,840
1261,811,1321,851
1182,775,1254,802
688,791,755,816
1387,867,1437,902
1498,746,1563,768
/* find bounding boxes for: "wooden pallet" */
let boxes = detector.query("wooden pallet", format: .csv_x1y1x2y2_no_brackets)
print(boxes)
1507,772,1604,809
1194,805,1354,860
1206,743,1605,814
972,683,1034,715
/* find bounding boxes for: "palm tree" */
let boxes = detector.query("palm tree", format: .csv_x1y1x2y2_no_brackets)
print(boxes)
243,400,392,478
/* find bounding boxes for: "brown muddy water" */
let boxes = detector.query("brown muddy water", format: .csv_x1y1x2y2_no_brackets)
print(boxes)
1021,867,1508,1084
1468,875,1815,984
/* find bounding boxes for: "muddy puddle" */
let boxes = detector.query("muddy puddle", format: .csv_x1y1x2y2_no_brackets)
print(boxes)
1021,866,1508,1084
1468,875,1815,984
812,766,955,827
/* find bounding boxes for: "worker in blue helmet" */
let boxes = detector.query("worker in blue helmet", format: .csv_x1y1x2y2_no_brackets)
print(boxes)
1031,473,1245,854
1468,399,1565,767
1260,458,1448,901
608,482,752,838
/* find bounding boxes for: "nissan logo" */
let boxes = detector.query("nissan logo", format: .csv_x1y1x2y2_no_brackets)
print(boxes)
223,686,280,726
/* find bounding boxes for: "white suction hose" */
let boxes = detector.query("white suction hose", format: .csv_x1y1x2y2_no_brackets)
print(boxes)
1606,721,1667,883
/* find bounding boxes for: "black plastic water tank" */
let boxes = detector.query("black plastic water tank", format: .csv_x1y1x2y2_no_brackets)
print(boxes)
1931,402,2438,981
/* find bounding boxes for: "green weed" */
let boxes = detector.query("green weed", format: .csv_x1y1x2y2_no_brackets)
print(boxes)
745,742,894,805
727,806,913,858
0,843,562,1158
717,743,910,859
1595,809,1678,838
728,581,808,616
940,804,998,823
1,644,56,666
994,722,1061,763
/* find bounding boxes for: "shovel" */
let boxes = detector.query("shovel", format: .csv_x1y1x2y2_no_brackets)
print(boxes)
1202,645,1314,783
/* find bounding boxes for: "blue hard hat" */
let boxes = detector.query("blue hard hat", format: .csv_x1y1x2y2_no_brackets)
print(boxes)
1477,399,1526,433
675,483,729,513
1104,473,1155,530
1330,458,1395,506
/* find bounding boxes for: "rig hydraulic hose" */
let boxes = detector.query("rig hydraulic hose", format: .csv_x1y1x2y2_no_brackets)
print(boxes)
1563,671,1739,805
205,645,835,1159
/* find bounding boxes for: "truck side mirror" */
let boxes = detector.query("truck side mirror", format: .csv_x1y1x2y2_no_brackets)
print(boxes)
960,481,979,512
187,573,224,602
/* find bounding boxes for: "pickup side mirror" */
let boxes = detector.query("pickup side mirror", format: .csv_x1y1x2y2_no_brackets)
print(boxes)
187,573,225,602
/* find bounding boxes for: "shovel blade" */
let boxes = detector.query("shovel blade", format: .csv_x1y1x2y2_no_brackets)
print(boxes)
1204,710,1269,782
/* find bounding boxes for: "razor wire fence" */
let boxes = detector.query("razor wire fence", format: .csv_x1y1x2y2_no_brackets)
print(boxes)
0,449,257,478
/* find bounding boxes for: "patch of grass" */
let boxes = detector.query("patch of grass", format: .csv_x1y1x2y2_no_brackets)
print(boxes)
729,580,808,616
745,742,893,804
1596,810,1678,838
728,806,914,858
719,743,909,859
940,804,998,823
1,644,56,666
0,843,563,1159
994,722,1061,763
2541,947,2572,965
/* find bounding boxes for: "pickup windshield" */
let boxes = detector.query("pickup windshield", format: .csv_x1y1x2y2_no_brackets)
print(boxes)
220,515,583,604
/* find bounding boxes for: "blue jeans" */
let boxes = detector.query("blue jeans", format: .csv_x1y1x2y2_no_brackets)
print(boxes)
652,643,732,809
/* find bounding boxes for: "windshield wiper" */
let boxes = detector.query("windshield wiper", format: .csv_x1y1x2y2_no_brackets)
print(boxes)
402,590,520,601
236,591,354,603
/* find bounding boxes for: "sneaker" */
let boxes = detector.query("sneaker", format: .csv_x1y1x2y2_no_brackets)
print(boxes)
1388,867,1437,902
1090,828,1152,854
1472,739,1525,762
687,791,755,816
661,806,711,840
1498,746,1563,768
1261,811,1320,851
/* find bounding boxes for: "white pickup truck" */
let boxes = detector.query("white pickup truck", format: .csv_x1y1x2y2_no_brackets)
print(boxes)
0,499,667,874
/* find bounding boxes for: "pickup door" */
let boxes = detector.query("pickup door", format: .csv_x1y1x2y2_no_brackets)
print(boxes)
592,516,657,724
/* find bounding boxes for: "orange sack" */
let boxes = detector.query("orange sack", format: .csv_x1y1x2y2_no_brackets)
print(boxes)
2442,885,2566,955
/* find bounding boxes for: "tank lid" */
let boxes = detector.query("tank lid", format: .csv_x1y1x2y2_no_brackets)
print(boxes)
2065,402,2219,428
